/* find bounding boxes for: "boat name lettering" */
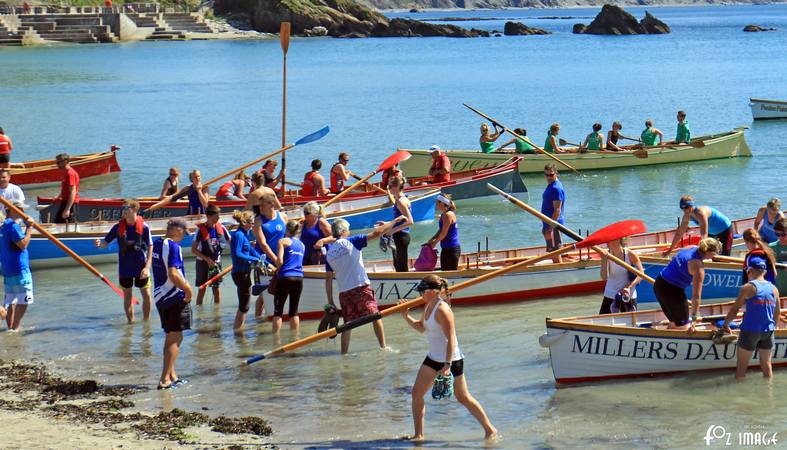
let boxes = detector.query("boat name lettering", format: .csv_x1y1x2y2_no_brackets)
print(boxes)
762,105,787,113
374,281,420,300
703,272,742,288
450,159,490,172
567,335,765,361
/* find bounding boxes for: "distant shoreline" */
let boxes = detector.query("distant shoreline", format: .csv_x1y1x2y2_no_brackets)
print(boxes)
382,3,778,13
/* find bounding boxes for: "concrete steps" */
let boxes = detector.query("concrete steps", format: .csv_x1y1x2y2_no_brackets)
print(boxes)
146,29,187,40
161,13,212,33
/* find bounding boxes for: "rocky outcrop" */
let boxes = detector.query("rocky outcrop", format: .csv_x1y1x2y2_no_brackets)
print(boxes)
573,5,670,35
640,11,670,34
213,0,485,38
572,23,586,34
503,21,550,35
743,24,776,32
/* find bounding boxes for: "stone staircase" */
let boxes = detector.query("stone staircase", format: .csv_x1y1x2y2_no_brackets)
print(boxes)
0,21,23,45
161,13,212,33
16,14,116,43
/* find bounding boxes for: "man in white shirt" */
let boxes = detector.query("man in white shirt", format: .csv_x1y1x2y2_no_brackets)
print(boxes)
0,169,25,213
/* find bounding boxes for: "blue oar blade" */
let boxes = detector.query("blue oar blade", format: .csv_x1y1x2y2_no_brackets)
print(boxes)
295,125,330,146
246,354,267,365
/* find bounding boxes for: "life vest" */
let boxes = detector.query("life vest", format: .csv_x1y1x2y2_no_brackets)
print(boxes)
117,216,146,255
302,171,317,196
118,216,145,238
198,221,227,242
216,180,235,198
330,163,344,194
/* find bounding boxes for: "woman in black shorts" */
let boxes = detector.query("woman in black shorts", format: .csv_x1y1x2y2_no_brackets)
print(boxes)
426,194,461,271
273,220,305,333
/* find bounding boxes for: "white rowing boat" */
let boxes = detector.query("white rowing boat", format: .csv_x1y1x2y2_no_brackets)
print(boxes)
750,98,787,120
541,298,787,385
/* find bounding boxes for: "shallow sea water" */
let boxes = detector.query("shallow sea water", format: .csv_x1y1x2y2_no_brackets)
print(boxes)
1,5,787,449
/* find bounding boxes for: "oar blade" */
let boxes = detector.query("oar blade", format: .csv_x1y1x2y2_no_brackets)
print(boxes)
376,150,411,173
295,125,330,146
576,220,647,249
633,149,648,159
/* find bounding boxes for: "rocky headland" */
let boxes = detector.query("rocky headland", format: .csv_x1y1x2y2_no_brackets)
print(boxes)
361,0,773,8
573,5,670,34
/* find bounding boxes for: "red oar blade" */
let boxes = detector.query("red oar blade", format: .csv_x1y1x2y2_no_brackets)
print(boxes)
376,150,411,173
576,220,647,249
679,234,702,248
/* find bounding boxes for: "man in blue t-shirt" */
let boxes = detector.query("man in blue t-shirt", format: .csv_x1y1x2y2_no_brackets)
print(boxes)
95,198,153,323
0,200,34,331
540,163,565,263
151,218,192,390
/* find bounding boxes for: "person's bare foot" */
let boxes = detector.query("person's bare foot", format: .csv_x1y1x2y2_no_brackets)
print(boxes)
402,434,424,442
485,426,499,440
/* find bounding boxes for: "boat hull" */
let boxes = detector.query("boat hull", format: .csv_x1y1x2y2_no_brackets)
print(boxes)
399,129,751,176
9,148,121,187
750,98,787,120
36,158,525,222
543,300,787,385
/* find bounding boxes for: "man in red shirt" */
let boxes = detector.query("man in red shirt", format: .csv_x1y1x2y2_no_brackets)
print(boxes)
0,127,12,169
428,145,451,183
54,153,79,223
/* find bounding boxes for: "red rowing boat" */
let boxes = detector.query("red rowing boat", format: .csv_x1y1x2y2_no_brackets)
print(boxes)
9,146,122,186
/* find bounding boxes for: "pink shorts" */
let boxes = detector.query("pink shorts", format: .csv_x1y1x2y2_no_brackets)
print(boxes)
339,285,379,322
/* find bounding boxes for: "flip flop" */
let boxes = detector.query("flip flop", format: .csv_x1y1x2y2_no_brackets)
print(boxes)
157,382,172,390
173,378,189,386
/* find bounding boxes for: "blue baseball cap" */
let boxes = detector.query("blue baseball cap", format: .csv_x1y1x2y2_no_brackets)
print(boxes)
747,256,767,270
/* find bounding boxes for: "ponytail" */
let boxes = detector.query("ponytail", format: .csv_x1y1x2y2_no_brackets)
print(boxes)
440,278,451,305
743,228,777,270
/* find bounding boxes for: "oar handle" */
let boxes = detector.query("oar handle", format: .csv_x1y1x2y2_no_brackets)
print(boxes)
462,103,580,175
487,183,655,284
0,197,136,303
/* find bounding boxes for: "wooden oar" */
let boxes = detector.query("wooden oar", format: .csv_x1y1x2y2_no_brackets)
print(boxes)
558,138,581,147
486,183,655,283
146,126,330,214
463,103,580,175
714,254,787,269
245,219,642,364
631,139,706,159
321,151,411,210
279,22,291,191
0,196,139,305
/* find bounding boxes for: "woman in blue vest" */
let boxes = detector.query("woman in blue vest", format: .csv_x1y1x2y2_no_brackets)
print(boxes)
273,219,305,333
169,169,209,215
721,255,781,379
754,198,784,244
252,192,288,318
654,237,721,330
300,201,331,266
663,196,734,256
426,194,461,270
388,174,414,272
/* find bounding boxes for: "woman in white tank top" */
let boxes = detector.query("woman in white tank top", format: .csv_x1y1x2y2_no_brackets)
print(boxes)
599,238,644,314
400,275,497,442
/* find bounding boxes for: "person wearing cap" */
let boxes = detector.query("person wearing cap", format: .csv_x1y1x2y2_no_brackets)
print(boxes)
496,128,535,154
399,274,497,442
428,146,451,183
540,163,565,263
426,194,461,270
192,204,231,305
54,153,79,223
479,123,503,154
721,255,781,379
301,159,329,197
330,152,356,194
151,218,193,390
95,198,153,323
0,169,25,214
654,237,721,331
599,237,643,314
0,200,34,331
664,195,734,256
0,127,12,168
324,218,397,354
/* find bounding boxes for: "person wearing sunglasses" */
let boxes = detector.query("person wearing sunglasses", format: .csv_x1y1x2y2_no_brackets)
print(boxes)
663,195,733,256
769,218,787,299
399,275,497,442
540,163,565,263
330,152,356,194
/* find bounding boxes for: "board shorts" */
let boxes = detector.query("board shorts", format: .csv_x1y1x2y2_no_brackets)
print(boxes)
338,284,379,323
738,330,774,352
195,260,222,287
119,276,150,289
0,154,10,164
156,300,191,333
4,271,33,307
423,355,464,377
544,227,562,252
710,226,733,256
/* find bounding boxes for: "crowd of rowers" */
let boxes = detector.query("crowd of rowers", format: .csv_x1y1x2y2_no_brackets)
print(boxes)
479,110,691,154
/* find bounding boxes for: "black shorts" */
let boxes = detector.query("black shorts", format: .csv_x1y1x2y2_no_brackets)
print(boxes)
303,250,324,266
119,275,149,289
54,203,77,224
544,227,562,252
423,355,464,377
738,330,774,352
0,154,9,164
440,246,461,271
710,226,733,257
195,260,222,287
273,276,303,317
156,301,191,333
653,275,690,326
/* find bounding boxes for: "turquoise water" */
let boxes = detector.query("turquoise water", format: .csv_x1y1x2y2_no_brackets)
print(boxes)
1,5,787,448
